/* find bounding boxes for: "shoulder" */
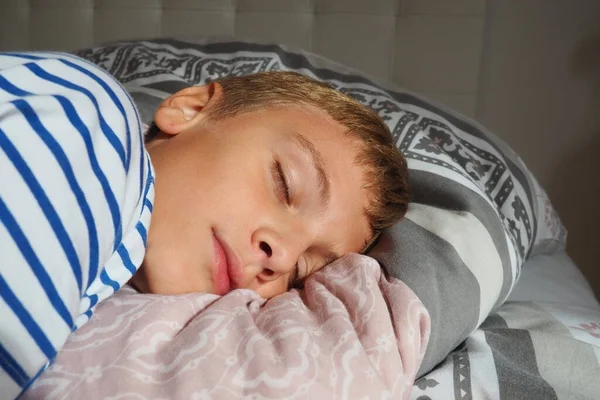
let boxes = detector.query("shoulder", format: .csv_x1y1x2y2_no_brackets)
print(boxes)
0,52,153,315
0,52,137,124
0,52,145,171
0,52,129,104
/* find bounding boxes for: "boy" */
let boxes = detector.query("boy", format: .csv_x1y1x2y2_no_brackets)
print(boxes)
0,52,408,397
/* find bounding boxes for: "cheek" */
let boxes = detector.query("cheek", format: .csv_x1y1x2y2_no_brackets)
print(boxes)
207,161,273,214
147,258,211,294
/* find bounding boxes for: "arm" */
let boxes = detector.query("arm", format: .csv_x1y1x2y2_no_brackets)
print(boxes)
0,52,153,398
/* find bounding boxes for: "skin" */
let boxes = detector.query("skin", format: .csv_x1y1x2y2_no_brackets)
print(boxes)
129,83,372,299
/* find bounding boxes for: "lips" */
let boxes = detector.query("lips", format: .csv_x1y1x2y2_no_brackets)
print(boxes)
212,231,243,295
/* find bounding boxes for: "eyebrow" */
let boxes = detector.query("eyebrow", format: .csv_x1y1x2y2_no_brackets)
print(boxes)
289,131,331,208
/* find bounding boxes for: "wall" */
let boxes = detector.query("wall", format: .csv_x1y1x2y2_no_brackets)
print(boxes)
0,0,488,119
476,0,600,295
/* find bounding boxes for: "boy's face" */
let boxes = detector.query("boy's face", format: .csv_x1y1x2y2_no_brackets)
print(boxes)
131,84,372,299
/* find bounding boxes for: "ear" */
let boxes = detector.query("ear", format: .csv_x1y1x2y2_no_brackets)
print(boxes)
154,82,223,136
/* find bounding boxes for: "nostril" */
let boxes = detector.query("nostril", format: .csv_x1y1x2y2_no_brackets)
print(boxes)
259,241,272,257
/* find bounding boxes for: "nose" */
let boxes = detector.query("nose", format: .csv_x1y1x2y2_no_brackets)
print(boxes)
252,228,307,282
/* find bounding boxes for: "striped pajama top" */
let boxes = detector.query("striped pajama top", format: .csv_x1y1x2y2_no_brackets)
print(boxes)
0,52,154,398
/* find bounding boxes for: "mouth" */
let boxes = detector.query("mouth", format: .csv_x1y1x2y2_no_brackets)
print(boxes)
212,230,243,295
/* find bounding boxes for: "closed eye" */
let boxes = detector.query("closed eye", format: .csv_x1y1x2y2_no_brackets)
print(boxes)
272,158,291,204
287,255,337,290
288,263,300,290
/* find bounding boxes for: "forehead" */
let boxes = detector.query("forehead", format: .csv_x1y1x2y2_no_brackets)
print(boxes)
273,108,373,252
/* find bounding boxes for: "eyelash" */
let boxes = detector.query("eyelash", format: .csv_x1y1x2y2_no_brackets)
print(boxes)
290,255,337,290
272,159,291,204
289,260,302,289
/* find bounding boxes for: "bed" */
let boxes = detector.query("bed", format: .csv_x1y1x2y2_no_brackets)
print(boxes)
2,2,599,400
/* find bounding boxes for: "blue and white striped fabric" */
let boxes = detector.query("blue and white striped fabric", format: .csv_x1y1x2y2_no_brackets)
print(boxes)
0,52,154,398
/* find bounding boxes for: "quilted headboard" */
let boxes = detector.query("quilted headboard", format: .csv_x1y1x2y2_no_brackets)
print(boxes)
0,0,486,117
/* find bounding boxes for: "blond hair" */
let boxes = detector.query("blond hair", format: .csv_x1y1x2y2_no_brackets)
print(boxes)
208,71,409,235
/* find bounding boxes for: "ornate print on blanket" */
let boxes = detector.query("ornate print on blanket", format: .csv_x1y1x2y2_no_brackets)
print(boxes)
25,255,431,399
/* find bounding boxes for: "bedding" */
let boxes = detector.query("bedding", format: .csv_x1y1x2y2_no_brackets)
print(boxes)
22,38,585,399
24,255,430,399
509,251,598,309
73,38,566,376
410,251,600,400
26,254,600,400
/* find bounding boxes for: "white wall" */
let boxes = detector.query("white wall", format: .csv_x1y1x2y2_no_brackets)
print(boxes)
477,0,600,295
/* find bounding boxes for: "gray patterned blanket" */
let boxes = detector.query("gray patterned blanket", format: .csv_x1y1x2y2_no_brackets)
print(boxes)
64,39,599,399
412,299,600,400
